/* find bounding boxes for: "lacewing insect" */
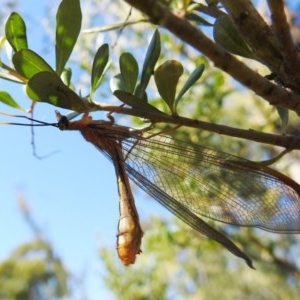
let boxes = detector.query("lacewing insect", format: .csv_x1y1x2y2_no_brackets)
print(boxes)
3,111,300,268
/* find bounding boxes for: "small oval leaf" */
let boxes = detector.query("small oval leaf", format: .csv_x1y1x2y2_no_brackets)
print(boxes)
174,64,205,110
114,90,164,116
154,60,183,113
5,12,28,52
136,29,161,98
13,49,54,79
120,52,138,93
213,15,255,59
26,71,87,111
55,0,82,75
91,44,109,96
0,91,23,110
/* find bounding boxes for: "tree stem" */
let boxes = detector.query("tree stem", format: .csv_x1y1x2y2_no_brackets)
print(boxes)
93,102,300,150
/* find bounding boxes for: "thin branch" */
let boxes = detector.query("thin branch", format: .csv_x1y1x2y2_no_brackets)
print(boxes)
91,102,300,150
3,102,300,150
82,18,149,34
124,0,300,114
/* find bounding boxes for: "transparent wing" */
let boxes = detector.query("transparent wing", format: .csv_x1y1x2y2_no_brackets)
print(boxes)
119,134,300,233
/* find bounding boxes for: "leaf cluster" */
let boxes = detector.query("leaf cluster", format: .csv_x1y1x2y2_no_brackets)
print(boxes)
0,0,205,119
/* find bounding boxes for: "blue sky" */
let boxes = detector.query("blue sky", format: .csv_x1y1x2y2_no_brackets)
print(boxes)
0,0,168,298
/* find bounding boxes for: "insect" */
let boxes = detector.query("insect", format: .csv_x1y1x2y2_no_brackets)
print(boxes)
51,111,300,269
2,110,300,268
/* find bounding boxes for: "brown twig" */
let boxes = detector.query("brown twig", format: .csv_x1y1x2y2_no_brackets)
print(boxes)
91,102,300,150
267,0,300,91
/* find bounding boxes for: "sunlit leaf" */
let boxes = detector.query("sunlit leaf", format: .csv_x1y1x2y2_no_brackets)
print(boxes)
154,60,183,114
12,49,53,79
136,29,161,98
174,64,205,110
0,91,23,110
55,0,82,75
5,12,28,52
213,15,255,59
91,44,109,96
26,71,87,111
120,52,138,93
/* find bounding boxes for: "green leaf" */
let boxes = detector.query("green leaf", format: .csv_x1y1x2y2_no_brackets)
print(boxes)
114,90,164,116
12,49,53,79
55,0,82,75
136,29,161,98
174,64,205,110
276,106,289,130
91,44,109,96
0,91,23,110
213,15,255,59
120,52,138,93
5,12,28,52
26,71,87,111
154,60,183,114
